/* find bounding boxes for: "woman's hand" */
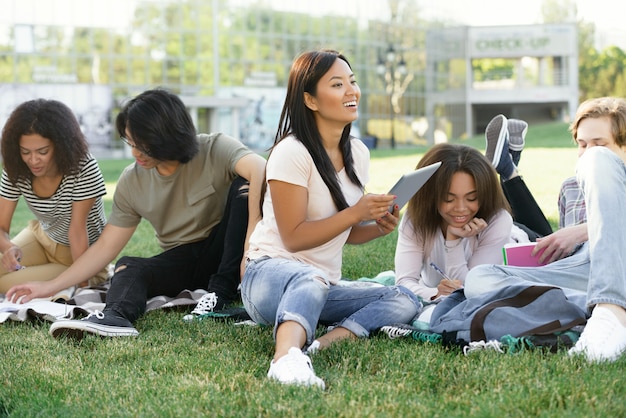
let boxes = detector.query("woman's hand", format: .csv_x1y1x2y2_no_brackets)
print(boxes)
447,217,487,240
352,193,396,223
432,278,463,300
2,245,23,271
375,204,400,236
6,281,56,304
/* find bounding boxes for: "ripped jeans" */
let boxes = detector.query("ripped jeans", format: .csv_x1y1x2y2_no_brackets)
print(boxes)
103,177,250,323
241,257,421,345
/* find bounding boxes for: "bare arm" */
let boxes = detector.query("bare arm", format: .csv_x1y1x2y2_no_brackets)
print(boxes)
0,197,20,271
68,198,97,262
68,197,98,287
234,153,266,277
6,223,136,303
271,179,394,252
234,154,266,249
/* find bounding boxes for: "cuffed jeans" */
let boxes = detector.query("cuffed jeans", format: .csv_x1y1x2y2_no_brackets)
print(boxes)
465,146,626,313
241,257,422,345
104,177,249,323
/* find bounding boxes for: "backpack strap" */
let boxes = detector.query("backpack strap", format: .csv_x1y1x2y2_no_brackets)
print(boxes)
470,285,582,341
522,314,586,336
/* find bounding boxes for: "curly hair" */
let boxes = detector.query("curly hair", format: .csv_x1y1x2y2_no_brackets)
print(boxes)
115,88,199,163
405,143,510,251
1,99,89,184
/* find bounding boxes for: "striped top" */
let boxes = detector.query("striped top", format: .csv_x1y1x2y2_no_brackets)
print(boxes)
0,155,106,246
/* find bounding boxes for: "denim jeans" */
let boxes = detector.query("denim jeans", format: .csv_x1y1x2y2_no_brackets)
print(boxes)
104,177,249,323
465,146,626,312
241,257,422,345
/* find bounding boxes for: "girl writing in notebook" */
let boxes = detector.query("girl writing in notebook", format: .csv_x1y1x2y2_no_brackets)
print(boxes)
394,143,512,303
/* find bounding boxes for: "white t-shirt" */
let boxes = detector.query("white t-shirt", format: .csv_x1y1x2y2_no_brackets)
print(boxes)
246,135,369,284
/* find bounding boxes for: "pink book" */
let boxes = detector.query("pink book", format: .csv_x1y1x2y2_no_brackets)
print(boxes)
502,242,545,267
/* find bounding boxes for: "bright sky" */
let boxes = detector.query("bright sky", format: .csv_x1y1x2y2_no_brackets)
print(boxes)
420,0,626,49
3,0,626,49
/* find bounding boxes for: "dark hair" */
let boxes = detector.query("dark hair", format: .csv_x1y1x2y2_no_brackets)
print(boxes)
269,49,361,210
116,88,199,163
570,97,626,147
405,143,510,252
1,99,89,184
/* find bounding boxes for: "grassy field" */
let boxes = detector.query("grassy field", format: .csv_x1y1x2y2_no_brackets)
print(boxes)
2,121,624,417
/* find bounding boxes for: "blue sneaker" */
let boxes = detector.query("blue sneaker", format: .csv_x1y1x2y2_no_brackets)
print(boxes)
485,114,515,179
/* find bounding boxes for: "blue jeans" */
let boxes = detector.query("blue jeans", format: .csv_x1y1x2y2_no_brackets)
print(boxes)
465,146,626,312
241,257,422,344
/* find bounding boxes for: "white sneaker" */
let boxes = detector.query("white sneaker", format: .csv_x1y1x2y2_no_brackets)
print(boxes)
183,292,219,322
267,347,325,389
304,340,321,355
569,306,626,362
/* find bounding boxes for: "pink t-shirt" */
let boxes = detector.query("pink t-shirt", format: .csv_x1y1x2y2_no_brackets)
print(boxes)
246,135,369,284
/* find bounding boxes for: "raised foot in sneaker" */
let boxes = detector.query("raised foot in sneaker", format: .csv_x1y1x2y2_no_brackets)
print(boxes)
267,347,325,389
507,118,528,166
568,306,626,362
49,311,139,339
485,114,516,179
507,119,528,151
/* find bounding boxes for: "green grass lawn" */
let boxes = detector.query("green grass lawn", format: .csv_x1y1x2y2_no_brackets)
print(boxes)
2,121,624,417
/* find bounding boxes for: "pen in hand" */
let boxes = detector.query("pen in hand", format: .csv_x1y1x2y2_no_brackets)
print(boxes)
430,262,463,289
429,262,452,281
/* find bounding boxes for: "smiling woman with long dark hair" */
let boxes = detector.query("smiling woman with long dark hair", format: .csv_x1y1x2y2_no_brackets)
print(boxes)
240,49,421,389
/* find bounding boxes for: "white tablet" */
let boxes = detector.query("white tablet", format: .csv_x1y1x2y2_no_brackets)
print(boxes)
388,161,441,211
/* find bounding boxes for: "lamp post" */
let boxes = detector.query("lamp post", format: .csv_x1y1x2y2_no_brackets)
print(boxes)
377,44,407,149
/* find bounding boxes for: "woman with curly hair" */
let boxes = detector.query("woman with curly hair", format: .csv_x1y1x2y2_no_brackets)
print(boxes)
0,99,107,294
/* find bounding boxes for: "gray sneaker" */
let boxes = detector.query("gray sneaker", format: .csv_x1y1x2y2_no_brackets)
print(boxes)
507,119,528,166
49,311,139,339
485,114,515,179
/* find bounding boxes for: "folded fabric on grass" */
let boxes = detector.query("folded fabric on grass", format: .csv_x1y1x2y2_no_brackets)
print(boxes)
0,284,212,324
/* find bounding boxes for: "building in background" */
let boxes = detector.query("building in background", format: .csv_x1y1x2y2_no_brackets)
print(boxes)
425,23,578,142
0,0,579,155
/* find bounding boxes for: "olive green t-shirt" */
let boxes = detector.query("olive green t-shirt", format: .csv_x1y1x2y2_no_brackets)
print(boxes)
109,133,252,251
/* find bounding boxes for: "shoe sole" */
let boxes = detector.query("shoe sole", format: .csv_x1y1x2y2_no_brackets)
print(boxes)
485,115,507,167
50,321,139,339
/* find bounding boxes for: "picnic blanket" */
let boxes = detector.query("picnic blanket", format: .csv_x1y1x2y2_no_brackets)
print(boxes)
0,283,208,324
0,271,395,324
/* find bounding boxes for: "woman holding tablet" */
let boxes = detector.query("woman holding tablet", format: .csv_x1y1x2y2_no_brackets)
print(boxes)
241,49,421,389
394,143,513,303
